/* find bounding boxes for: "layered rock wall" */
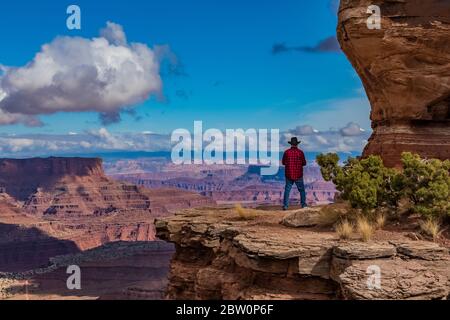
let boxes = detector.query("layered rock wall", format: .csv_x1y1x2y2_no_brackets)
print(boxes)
337,0,450,166
0,157,105,200
156,208,450,300
0,157,214,272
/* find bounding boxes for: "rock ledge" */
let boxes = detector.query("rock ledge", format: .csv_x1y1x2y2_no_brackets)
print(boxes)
156,208,450,300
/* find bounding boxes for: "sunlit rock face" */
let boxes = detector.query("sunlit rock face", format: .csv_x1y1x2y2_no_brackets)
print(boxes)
337,0,450,167
0,157,214,272
155,208,450,300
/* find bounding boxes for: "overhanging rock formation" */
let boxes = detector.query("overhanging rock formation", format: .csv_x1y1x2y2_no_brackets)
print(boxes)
337,0,450,167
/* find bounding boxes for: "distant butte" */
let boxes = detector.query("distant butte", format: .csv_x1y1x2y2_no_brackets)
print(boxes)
0,157,105,201
337,0,450,167
0,157,213,216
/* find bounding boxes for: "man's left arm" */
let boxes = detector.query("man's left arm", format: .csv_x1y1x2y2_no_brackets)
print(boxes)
301,151,307,166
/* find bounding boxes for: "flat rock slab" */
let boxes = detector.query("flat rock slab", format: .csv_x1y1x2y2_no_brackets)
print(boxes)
339,259,448,300
232,227,336,260
333,242,397,260
391,241,449,261
281,208,321,227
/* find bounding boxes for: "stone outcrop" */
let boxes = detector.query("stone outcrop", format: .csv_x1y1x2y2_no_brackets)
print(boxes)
156,208,450,300
0,157,105,201
281,207,322,227
0,192,23,218
337,0,450,167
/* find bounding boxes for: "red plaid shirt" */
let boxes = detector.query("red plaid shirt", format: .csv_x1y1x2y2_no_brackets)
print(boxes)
282,146,307,181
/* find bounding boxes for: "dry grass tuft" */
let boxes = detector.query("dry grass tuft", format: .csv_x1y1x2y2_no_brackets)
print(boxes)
356,217,374,242
374,213,386,230
419,218,442,241
235,204,258,220
318,206,343,226
335,220,353,240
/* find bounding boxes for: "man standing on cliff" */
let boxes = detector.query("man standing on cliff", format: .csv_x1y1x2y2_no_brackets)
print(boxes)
282,137,307,210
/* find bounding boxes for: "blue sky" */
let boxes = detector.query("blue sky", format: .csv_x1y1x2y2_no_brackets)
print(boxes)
0,0,371,155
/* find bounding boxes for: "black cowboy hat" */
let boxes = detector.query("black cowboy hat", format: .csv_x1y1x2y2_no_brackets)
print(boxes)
288,137,301,145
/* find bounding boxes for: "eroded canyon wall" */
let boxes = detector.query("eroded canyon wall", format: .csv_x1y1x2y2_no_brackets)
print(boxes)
0,157,214,272
0,157,105,201
337,0,450,166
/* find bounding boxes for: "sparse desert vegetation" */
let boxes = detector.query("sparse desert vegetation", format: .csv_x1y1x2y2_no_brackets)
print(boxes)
235,204,258,220
335,220,353,240
317,203,349,226
356,217,374,242
420,218,442,241
317,152,450,242
318,207,342,226
317,152,450,218
374,213,386,230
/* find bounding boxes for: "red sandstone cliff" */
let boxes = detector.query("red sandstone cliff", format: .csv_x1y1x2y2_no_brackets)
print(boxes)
337,0,450,167
0,157,213,218
0,157,214,273
0,157,105,201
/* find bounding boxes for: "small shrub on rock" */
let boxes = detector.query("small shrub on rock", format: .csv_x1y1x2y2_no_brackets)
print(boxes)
317,152,450,222
401,152,450,219
316,153,404,211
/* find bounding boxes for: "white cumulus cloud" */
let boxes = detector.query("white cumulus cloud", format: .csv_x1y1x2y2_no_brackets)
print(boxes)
0,22,163,126
340,122,366,136
282,122,371,153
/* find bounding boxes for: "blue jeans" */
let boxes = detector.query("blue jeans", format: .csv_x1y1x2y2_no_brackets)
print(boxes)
283,178,306,209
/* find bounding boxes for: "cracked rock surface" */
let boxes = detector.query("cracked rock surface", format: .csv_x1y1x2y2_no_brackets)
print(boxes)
156,208,450,300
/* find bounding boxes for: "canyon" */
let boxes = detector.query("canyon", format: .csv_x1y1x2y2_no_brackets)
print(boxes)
1,241,174,300
338,0,450,167
109,160,337,206
2,0,450,302
0,155,336,299
0,157,213,299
